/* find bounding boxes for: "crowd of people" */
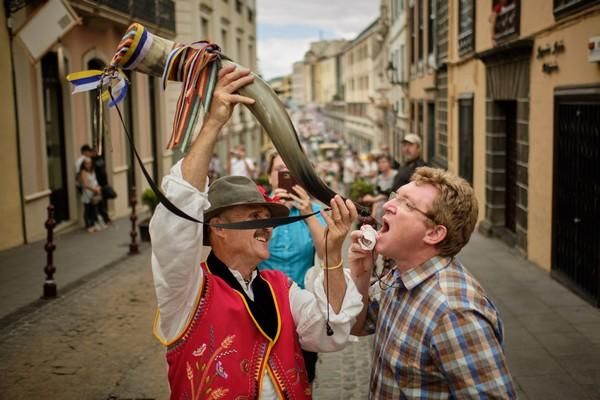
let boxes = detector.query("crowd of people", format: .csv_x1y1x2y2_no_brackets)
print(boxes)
145,65,516,399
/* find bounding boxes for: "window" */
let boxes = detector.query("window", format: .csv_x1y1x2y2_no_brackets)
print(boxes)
458,97,474,184
399,44,405,81
221,29,228,52
553,0,600,17
200,17,210,40
409,3,415,66
418,0,424,64
427,0,435,58
235,0,242,13
247,8,254,23
458,0,475,55
236,37,242,63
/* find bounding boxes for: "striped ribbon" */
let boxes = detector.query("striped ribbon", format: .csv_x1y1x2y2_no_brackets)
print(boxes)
162,42,221,151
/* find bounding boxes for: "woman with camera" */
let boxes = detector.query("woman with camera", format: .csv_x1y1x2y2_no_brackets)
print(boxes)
259,152,327,384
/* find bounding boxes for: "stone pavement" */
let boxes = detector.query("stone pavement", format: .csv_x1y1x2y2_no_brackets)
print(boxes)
0,226,598,399
0,216,147,325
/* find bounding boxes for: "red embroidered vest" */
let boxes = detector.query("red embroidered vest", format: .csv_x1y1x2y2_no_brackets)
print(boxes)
165,262,312,399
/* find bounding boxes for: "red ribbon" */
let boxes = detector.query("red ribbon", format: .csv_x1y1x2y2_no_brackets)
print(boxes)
257,185,280,203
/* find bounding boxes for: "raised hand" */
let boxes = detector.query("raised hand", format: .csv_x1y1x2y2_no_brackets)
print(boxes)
320,195,358,261
206,65,255,128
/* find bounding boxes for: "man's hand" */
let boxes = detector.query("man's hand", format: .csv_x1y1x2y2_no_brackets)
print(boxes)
289,185,313,215
181,65,255,190
348,230,376,280
205,65,255,128
320,195,358,263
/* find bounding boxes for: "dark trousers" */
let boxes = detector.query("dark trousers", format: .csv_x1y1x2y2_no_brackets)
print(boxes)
98,198,111,224
84,203,98,228
302,350,318,383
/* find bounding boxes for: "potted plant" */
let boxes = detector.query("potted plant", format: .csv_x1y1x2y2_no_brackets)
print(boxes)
139,188,159,242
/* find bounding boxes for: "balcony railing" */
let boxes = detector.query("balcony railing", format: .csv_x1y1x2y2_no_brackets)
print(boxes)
93,0,176,34
493,1,520,41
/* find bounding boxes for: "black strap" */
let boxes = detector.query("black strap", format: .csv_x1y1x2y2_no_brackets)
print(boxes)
108,87,321,230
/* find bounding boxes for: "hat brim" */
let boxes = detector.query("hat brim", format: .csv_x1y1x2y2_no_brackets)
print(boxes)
202,201,290,246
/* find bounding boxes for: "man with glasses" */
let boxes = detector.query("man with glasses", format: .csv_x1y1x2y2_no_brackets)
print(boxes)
348,167,516,399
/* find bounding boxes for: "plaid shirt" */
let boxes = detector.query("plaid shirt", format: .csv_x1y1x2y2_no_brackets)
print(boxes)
366,256,516,399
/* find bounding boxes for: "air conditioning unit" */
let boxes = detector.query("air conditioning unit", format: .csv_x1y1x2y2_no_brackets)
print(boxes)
16,0,80,63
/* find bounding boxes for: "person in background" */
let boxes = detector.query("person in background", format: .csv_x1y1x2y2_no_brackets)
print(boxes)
208,152,222,182
342,150,360,197
360,152,378,186
361,154,397,221
260,152,327,384
390,133,427,191
79,157,103,232
91,149,113,225
349,167,516,398
379,144,400,170
229,144,256,179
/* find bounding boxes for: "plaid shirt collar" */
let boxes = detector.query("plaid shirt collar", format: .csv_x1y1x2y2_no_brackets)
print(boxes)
398,256,453,290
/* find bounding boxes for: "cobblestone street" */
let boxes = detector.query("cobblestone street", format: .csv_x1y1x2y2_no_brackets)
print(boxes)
0,249,169,399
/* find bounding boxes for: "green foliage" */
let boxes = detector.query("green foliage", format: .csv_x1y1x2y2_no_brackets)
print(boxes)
141,188,159,214
349,179,374,202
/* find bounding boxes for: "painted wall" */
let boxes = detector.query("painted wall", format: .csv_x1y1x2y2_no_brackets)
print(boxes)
447,59,487,222
0,5,25,250
527,13,600,271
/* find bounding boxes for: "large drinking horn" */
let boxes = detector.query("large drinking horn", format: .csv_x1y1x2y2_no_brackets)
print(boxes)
108,23,341,207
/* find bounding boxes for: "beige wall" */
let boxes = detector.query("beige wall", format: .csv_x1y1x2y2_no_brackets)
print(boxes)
0,5,25,250
175,0,260,165
447,59,487,222
528,13,600,271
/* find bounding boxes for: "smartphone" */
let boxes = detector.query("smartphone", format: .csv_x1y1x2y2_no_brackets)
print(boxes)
278,170,298,194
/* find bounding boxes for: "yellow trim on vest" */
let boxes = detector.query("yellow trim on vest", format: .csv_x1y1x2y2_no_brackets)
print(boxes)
152,265,206,347
267,365,286,399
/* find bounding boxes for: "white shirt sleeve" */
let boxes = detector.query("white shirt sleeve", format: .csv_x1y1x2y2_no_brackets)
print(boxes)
149,160,210,343
290,268,364,352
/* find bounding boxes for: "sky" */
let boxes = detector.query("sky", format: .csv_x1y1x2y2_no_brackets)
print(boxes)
256,0,380,81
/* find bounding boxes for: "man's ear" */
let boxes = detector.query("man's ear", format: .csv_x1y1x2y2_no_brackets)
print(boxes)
423,224,447,246
209,218,227,241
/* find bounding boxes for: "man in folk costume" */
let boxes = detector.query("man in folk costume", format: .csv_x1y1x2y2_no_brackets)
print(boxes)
150,65,363,399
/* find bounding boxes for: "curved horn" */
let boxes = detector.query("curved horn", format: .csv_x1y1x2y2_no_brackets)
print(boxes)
220,59,338,207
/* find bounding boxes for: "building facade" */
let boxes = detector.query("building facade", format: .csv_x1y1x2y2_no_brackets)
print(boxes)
170,0,260,174
2,0,176,249
385,0,411,159
440,0,600,305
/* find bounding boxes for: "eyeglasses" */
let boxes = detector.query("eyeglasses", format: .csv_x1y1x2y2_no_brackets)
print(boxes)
387,191,436,222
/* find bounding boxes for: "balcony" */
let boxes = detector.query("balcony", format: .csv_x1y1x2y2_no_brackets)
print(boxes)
493,0,520,42
71,0,176,36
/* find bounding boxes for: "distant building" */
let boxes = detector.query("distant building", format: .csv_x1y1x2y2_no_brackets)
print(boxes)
268,75,293,105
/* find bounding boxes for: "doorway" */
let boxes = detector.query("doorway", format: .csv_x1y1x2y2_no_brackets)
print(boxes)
552,92,600,306
42,52,69,223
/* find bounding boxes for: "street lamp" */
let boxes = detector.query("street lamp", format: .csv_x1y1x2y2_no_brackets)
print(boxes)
386,60,407,87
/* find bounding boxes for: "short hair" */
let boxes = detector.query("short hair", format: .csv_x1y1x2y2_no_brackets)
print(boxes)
81,144,92,154
376,154,391,163
411,167,478,257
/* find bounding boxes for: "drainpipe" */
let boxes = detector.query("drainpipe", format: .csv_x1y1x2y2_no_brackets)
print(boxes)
5,4,28,243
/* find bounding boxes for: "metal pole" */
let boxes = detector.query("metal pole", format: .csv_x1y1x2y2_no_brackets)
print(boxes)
43,204,57,298
129,186,139,254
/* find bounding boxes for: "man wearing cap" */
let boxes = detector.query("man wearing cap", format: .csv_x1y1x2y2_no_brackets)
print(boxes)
150,65,363,399
391,133,428,190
